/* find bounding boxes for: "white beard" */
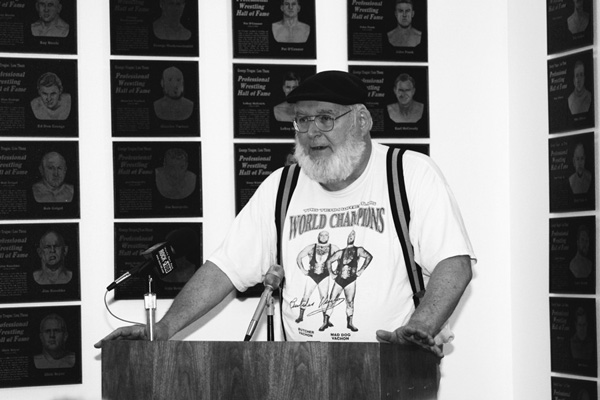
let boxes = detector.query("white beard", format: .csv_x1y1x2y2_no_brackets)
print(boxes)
293,132,366,184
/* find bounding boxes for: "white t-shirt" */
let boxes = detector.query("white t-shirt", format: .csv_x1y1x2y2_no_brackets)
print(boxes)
210,143,475,342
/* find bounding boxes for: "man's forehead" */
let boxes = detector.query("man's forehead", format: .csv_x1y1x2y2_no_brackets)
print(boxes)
396,80,414,89
42,319,61,328
40,85,60,92
396,3,413,10
45,155,64,163
41,232,61,243
164,68,183,78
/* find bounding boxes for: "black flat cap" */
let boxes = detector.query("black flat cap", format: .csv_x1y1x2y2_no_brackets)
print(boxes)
285,70,368,105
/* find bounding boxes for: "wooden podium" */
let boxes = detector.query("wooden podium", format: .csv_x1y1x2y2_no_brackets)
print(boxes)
102,341,440,400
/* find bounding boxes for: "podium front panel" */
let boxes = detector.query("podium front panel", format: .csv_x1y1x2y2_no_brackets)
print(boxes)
102,341,439,400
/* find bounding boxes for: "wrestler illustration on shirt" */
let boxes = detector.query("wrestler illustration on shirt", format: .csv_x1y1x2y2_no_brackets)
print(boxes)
295,230,339,323
322,230,373,332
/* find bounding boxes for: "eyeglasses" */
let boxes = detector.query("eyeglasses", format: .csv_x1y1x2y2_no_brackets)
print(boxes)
293,109,353,133
395,87,414,94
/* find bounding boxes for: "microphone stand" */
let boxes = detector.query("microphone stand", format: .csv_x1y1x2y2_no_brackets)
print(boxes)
266,295,274,341
144,275,157,341
243,265,283,341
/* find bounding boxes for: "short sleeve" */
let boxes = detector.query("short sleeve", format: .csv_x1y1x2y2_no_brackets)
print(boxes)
207,169,283,292
403,152,476,275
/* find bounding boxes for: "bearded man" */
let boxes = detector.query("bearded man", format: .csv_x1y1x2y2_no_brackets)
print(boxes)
96,70,477,397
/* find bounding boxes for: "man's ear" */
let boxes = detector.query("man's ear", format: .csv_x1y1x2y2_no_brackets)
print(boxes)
357,105,373,133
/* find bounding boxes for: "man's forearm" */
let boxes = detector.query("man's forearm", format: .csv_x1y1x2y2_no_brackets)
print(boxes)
157,260,235,339
408,255,472,336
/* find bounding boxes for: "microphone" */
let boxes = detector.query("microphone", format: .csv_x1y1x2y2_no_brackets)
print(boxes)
107,227,199,291
244,264,284,341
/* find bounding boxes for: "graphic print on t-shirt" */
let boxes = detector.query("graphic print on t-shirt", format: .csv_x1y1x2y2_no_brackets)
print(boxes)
284,198,397,342
293,228,374,333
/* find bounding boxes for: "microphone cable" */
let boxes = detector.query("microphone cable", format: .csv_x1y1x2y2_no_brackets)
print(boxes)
103,290,142,325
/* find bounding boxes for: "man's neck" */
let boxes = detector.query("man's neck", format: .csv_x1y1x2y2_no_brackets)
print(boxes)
41,19,59,28
41,181,65,192
159,16,181,28
163,96,184,103
42,264,66,275
398,101,416,114
48,101,62,112
44,348,68,360
282,16,299,25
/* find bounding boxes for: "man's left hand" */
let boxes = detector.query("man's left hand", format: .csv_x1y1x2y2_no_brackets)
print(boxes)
376,325,444,358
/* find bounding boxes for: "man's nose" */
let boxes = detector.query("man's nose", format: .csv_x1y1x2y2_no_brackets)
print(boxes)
306,122,322,138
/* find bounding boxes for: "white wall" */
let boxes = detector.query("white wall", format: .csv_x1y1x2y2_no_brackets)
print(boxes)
429,1,513,398
2,0,597,399
507,1,552,398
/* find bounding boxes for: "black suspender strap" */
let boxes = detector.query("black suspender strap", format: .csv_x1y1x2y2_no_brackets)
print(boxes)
274,163,300,341
386,147,425,307
275,163,300,266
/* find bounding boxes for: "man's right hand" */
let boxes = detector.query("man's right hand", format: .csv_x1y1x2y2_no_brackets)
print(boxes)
94,261,236,350
93,322,168,348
